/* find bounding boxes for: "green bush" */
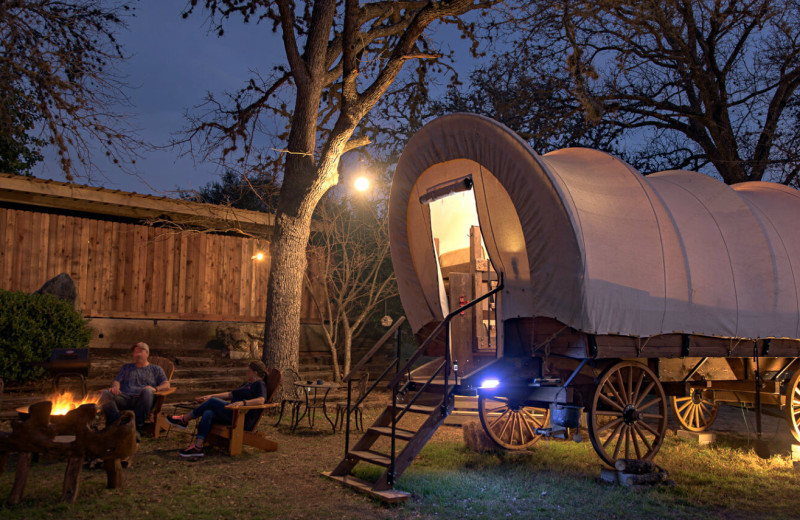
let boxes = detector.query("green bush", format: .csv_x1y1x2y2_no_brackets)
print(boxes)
0,290,92,383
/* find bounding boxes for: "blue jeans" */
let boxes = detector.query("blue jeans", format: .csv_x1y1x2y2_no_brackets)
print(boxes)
100,387,155,432
190,398,233,440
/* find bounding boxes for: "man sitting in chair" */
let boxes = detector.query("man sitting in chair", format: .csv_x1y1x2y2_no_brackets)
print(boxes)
99,342,170,437
167,360,268,458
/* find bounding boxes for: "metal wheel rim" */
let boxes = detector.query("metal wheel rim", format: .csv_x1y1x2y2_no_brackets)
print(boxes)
478,394,549,449
588,361,668,467
670,391,718,432
785,370,800,443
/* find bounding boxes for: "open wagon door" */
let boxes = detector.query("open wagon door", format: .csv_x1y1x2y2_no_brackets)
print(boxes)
422,176,502,379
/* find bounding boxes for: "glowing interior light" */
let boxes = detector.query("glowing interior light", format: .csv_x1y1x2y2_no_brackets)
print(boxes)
354,176,370,192
480,378,500,389
251,252,265,261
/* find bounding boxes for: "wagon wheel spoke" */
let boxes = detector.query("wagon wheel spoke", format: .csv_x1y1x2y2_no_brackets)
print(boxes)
631,426,642,459
612,426,625,459
596,416,624,435
638,397,662,412
632,423,652,452
634,381,656,408
599,392,625,412
614,372,629,405
637,419,660,437
624,426,632,459
631,370,644,408
595,410,623,417
520,408,544,429
674,398,692,415
479,395,549,450
497,410,513,440
606,377,627,408
488,407,510,430
602,420,625,450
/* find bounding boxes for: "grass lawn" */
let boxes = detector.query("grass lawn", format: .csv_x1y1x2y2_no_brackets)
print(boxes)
0,405,798,519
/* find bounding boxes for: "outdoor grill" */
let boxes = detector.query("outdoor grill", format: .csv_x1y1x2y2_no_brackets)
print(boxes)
43,348,90,397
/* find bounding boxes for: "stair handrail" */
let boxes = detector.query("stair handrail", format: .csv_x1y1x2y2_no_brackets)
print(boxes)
343,316,406,383
388,273,504,389
340,272,503,483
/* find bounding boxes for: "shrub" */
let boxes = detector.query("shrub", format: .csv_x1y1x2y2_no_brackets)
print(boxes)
0,290,92,383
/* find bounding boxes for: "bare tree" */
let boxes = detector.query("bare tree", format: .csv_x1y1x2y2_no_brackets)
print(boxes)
486,0,800,184
181,0,501,376
0,1,141,180
305,183,396,382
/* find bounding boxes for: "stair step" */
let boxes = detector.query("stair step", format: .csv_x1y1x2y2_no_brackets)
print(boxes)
396,403,437,414
368,426,417,441
349,450,392,467
174,356,216,367
321,472,409,503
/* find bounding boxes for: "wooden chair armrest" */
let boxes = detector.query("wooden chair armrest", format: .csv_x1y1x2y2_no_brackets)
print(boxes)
154,387,176,397
224,402,279,411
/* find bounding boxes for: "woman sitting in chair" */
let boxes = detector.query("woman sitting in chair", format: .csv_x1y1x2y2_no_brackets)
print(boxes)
167,360,268,457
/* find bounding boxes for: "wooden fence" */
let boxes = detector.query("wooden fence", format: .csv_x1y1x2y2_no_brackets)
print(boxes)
0,206,321,323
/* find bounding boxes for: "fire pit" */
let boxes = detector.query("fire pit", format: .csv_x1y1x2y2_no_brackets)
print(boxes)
1,399,138,505
15,392,100,433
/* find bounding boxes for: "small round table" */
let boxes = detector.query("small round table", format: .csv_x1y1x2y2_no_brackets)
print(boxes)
292,380,338,432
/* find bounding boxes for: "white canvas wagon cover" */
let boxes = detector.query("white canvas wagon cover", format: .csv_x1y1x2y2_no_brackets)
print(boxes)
389,113,800,341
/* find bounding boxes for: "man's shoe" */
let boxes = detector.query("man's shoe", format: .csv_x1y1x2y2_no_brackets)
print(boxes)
179,445,203,458
166,415,189,430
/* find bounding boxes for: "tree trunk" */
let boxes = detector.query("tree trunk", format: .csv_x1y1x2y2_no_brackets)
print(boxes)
262,211,313,376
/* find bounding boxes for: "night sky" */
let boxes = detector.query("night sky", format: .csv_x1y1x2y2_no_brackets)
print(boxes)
29,3,476,198
32,3,280,196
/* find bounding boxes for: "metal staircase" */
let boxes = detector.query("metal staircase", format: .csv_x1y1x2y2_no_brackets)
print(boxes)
323,277,504,502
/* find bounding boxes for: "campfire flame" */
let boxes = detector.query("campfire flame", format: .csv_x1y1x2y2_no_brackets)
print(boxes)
49,392,101,416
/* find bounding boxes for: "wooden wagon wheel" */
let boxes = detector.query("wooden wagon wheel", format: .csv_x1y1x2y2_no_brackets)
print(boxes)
670,390,719,432
587,361,668,467
478,394,549,449
785,370,800,443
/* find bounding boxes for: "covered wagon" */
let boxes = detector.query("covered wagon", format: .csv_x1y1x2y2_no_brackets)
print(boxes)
388,113,800,466
327,113,800,498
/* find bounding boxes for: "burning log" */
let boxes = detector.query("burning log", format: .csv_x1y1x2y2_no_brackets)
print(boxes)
0,400,138,505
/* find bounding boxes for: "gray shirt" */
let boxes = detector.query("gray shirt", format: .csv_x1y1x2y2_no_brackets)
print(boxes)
114,363,167,396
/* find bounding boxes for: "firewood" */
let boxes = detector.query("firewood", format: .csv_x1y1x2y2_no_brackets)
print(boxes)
614,458,657,474
617,470,667,487
463,421,497,452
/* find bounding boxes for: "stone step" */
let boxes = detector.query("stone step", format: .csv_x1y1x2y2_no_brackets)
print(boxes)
174,356,216,367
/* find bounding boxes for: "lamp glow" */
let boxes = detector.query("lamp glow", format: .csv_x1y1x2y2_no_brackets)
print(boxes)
354,176,370,192
480,378,500,389
251,252,265,261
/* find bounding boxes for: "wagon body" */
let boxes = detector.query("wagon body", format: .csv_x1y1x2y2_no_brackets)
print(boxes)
389,113,800,463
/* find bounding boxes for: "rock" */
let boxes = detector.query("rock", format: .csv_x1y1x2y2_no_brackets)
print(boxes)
216,324,264,359
35,273,78,309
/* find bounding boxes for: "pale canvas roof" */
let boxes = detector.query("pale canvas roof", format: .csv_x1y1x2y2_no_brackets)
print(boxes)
389,113,800,340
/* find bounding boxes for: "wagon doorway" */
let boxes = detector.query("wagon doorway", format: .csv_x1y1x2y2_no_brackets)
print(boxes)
424,177,500,377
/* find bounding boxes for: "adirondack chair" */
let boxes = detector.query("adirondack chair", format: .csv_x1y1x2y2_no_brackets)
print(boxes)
204,367,281,456
143,355,177,438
